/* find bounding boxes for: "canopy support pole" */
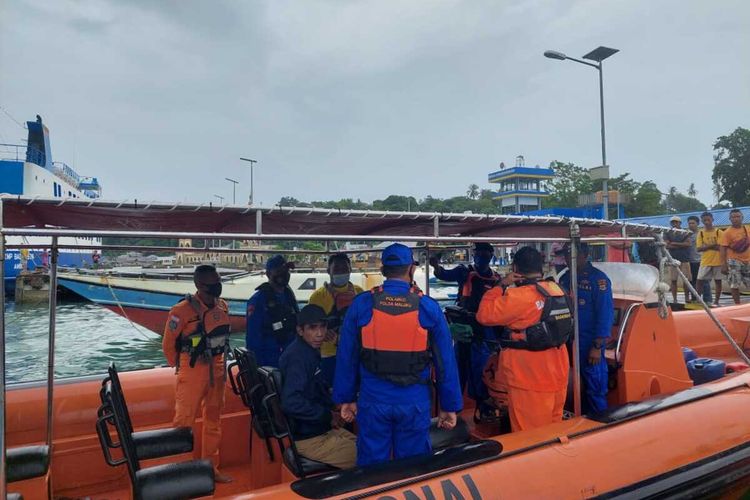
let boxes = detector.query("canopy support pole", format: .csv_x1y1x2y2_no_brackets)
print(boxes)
46,237,59,451
0,199,6,500
424,245,430,295
569,223,582,417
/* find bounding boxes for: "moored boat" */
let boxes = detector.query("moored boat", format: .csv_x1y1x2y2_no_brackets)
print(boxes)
2,196,750,499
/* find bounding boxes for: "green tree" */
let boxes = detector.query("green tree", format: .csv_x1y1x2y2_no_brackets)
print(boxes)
712,127,750,206
543,162,594,208
688,182,697,198
628,181,664,217
665,187,707,213
466,184,480,200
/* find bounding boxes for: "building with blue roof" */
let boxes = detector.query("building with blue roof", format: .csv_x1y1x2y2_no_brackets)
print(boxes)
620,206,750,228
489,155,554,214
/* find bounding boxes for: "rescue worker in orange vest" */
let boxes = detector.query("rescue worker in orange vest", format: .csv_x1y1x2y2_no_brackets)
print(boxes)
308,253,363,386
333,243,463,466
162,265,233,483
477,246,572,432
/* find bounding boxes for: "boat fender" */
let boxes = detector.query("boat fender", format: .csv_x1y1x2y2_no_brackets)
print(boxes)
687,358,726,385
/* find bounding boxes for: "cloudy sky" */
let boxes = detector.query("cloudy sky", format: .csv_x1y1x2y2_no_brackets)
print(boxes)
1,0,748,209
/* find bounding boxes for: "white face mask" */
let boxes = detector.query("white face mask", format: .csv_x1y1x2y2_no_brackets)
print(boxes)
331,273,350,287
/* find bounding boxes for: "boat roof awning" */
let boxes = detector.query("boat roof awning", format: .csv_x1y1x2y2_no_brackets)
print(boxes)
0,196,685,242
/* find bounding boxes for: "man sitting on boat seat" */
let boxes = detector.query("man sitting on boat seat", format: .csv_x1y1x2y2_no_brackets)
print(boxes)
477,246,571,432
334,243,463,466
246,255,300,367
162,264,233,483
308,253,363,386
279,304,357,469
560,243,613,414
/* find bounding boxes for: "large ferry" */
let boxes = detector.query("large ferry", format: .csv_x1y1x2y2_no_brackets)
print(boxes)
0,115,102,294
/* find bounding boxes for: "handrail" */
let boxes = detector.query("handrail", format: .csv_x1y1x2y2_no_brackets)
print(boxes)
614,302,641,363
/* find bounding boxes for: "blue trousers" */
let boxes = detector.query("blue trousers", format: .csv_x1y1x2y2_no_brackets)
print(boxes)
455,340,491,403
356,402,431,466
580,344,608,414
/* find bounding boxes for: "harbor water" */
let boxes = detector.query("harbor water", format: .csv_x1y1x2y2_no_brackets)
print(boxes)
3,299,245,384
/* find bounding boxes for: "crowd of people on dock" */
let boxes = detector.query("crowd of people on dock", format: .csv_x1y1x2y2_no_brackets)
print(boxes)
159,209,750,483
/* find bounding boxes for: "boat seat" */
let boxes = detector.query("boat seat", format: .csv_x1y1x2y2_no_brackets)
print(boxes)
228,348,275,440
96,363,215,500
282,447,338,478
6,445,50,483
257,366,342,478
134,459,215,500
96,363,195,463
429,416,470,450
132,427,193,461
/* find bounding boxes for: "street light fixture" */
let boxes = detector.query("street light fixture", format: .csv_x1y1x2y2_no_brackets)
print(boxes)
544,45,619,219
240,157,258,205
225,177,238,204
213,194,225,204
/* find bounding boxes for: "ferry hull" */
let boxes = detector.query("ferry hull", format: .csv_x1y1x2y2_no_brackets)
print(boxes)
101,304,247,335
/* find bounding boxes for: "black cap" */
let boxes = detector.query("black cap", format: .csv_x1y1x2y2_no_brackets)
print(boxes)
297,304,328,326
473,242,494,253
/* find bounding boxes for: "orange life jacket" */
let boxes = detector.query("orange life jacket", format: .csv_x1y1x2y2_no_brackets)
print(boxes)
459,267,502,312
360,286,431,386
325,282,357,330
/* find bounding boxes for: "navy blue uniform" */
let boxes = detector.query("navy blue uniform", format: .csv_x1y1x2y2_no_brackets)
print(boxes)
333,279,463,466
246,287,298,367
560,262,614,413
279,337,333,440
434,264,497,403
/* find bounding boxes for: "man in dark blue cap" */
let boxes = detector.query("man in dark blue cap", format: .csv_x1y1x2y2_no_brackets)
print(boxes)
246,254,300,367
430,242,501,421
559,243,613,413
334,243,463,466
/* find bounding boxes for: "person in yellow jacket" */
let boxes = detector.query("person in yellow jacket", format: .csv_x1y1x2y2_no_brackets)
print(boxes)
162,265,233,483
308,253,363,386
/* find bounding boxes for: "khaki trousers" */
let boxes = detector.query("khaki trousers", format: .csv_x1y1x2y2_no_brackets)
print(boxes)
295,428,357,469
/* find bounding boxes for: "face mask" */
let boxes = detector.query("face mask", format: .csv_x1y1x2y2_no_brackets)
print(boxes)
474,255,492,269
331,273,350,287
205,282,222,298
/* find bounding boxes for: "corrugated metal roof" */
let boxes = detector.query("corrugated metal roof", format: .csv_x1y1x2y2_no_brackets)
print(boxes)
620,206,750,228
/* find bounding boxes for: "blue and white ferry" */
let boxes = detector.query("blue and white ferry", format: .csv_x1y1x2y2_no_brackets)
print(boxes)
0,115,102,294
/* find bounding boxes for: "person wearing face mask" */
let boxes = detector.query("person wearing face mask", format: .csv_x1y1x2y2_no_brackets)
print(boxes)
334,243,462,466
429,242,501,422
279,304,357,469
246,254,300,367
162,264,233,483
308,253,364,386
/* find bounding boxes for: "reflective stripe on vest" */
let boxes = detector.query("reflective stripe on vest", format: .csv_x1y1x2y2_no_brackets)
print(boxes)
360,286,431,386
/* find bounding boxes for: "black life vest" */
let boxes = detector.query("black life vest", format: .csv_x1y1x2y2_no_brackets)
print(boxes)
257,282,299,343
459,266,502,312
175,294,231,368
499,280,573,351
360,286,431,386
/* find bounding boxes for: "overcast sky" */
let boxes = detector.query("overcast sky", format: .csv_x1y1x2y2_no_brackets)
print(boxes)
1,0,748,209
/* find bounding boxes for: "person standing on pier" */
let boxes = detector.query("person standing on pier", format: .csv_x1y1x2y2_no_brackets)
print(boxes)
719,209,750,305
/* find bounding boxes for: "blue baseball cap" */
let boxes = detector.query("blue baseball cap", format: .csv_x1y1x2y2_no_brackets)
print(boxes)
266,254,287,271
381,243,415,266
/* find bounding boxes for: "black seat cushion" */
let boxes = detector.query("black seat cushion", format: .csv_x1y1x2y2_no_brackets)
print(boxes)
133,427,193,461
134,459,215,500
6,445,50,483
7,493,23,500
429,416,470,450
283,447,338,478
